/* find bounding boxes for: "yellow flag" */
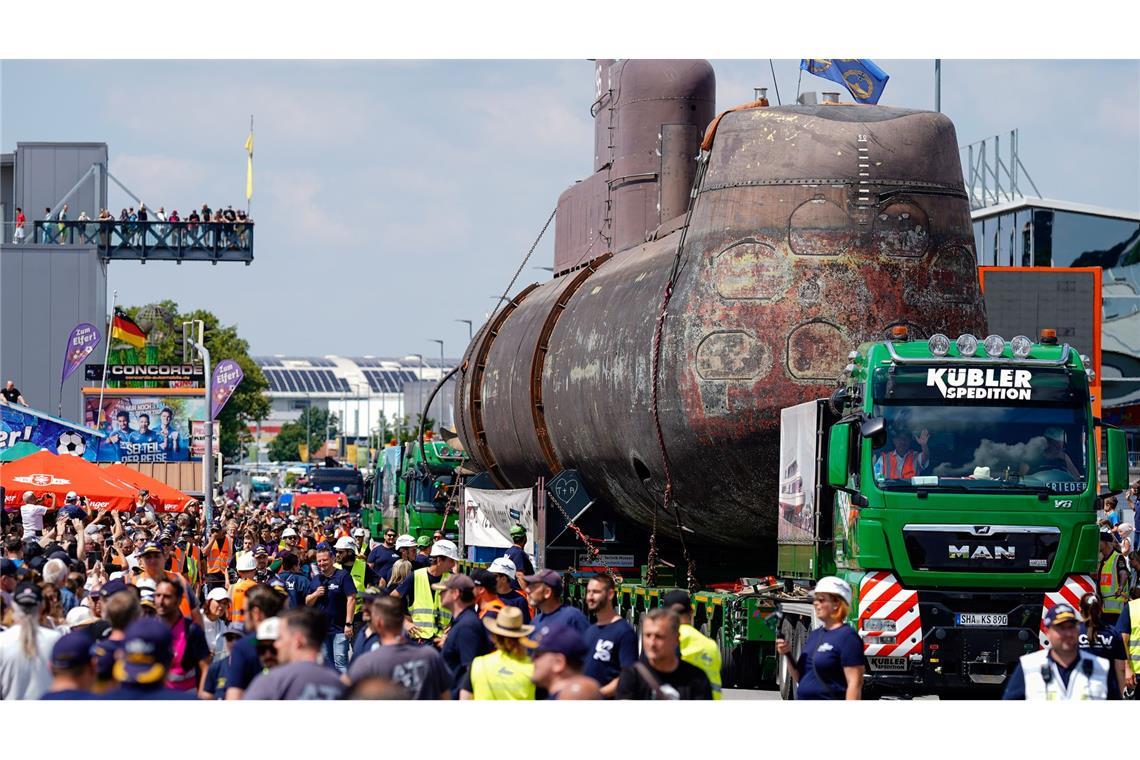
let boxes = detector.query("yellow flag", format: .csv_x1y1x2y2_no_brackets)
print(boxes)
244,131,253,200
298,443,309,463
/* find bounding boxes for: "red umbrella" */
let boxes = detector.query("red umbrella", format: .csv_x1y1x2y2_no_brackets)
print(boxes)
2,450,138,511
102,463,194,513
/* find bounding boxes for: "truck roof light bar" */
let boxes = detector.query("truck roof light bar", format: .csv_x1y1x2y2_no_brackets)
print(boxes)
884,341,1071,367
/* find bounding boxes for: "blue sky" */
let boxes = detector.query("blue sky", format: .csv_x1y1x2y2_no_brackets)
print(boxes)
2,59,1137,357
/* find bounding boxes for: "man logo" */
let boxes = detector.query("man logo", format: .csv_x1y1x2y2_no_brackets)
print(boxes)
949,545,1015,560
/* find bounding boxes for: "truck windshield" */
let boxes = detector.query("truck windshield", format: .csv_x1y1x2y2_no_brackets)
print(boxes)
870,404,1088,494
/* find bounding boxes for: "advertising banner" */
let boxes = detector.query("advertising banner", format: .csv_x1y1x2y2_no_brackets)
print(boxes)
211,360,244,419
1,404,105,462
84,393,205,463
463,487,534,553
84,363,204,384
778,400,819,544
62,324,101,385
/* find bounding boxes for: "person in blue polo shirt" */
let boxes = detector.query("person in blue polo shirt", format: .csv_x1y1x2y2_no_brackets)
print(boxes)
367,528,400,580
438,574,491,697
527,569,588,636
277,551,311,609
505,525,535,586
304,545,355,673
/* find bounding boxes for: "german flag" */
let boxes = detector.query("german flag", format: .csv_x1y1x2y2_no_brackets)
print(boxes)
111,308,147,348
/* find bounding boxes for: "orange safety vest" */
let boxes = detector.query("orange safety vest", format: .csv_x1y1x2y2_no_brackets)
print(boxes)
172,544,202,585
230,578,257,624
477,597,506,620
880,450,922,479
206,537,233,576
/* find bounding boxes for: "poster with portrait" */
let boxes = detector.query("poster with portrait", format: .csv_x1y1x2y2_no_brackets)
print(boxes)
83,390,206,463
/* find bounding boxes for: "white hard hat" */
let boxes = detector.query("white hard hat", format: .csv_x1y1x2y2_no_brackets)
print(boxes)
489,557,517,576
206,587,230,603
236,552,257,572
281,527,298,538
332,487,341,493
430,539,459,561
352,528,368,537
395,534,416,550
256,616,280,641
334,536,358,552
812,576,853,607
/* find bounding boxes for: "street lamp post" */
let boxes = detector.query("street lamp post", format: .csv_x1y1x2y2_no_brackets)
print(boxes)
455,319,473,341
430,339,444,428
410,354,423,435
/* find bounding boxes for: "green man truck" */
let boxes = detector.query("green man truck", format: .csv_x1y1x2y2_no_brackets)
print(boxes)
361,438,461,542
557,329,1130,697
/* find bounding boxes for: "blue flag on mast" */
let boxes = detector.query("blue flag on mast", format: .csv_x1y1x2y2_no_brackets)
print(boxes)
800,59,889,104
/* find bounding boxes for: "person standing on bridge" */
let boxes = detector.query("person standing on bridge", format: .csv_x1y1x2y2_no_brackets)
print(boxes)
775,576,864,700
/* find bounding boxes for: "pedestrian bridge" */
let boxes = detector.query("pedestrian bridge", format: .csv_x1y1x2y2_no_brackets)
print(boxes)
32,220,254,264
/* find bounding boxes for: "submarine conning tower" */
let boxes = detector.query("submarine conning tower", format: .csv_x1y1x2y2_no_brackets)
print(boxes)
455,60,986,546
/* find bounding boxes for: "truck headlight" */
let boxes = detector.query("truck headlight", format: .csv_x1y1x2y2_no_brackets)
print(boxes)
928,334,950,357
956,334,978,357
983,334,1005,357
1010,335,1032,358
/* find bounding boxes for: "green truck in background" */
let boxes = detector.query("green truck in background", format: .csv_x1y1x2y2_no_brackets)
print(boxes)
361,438,462,542
559,330,1129,698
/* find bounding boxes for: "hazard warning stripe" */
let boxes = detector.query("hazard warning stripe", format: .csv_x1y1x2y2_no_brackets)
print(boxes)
1039,574,1096,648
859,571,922,658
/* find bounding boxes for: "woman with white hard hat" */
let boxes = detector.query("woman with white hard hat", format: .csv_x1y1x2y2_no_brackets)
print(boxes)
775,576,865,700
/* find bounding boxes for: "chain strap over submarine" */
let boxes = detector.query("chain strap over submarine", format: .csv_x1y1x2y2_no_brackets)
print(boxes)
647,148,711,592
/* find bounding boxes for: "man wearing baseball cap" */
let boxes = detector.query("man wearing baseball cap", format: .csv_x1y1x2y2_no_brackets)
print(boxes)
412,535,433,569
392,539,459,644
437,573,491,697
41,630,96,700
104,619,196,700
529,624,601,700
526,568,588,635
1003,602,1119,699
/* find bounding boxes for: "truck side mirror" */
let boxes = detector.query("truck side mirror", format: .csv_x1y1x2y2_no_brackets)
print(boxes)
859,416,886,449
828,423,851,488
1106,428,1128,492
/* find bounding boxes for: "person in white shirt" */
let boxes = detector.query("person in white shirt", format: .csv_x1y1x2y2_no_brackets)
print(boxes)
0,583,62,700
20,492,49,540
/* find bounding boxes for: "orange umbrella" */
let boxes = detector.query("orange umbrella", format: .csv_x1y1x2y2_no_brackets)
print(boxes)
2,450,138,511
102,463,194,513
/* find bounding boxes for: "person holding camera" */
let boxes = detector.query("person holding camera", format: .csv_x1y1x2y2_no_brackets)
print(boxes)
1003,603,1119,699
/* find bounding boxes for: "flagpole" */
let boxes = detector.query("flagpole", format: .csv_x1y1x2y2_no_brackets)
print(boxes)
247,114,253,218
95,290,117,431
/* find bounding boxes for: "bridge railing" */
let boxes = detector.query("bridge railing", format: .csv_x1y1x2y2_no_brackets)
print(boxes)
22,219,254,264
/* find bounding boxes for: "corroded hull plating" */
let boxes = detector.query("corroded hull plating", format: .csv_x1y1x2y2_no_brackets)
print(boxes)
456,103,987,546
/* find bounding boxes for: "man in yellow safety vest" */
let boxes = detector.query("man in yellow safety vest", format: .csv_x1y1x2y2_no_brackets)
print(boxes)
1099,531,1130,627
663,589,723,699
392,539,459,642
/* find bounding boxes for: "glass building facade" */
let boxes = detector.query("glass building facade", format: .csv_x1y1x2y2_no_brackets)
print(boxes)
972,200,1140,460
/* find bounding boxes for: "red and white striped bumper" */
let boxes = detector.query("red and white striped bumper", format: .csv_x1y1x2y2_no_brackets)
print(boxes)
1039,574,1096,648
857,571,923,658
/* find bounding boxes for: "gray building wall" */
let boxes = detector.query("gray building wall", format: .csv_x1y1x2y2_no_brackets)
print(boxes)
14,143,109,222
0,244,108,422
1,154,14,229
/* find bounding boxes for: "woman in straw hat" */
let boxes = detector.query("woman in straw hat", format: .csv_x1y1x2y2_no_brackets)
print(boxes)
462,605,536,700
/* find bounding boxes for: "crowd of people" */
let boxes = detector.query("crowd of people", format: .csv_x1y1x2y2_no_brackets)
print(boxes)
1,478,1137,701
9,202,252,247
0,492,726,701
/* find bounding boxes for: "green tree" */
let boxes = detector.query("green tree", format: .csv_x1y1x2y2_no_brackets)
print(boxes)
267,407,338,463
121,301,269,462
